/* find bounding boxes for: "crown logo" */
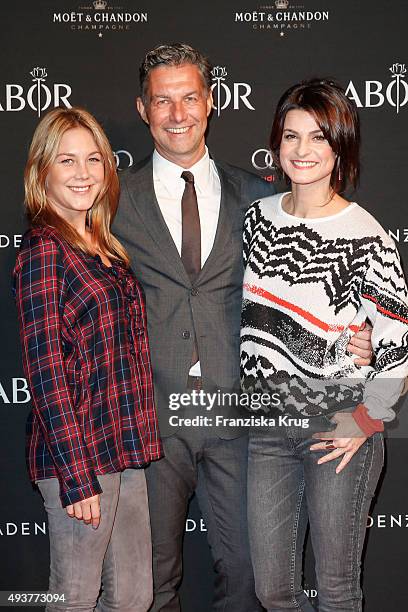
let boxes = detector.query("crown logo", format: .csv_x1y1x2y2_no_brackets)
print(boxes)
30,67,47,79
275,0,289,8
390,63,406,76
211,66,227,79
93,0,107,9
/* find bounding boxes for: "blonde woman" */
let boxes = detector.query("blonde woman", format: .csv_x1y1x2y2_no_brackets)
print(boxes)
13,107,162,611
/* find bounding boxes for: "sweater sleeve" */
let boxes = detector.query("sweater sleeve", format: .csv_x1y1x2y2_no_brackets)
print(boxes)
13,234,102,507
243,200,262,268
359,238,408,422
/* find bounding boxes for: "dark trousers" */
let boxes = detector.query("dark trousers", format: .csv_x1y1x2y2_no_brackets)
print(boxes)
145,427,262,612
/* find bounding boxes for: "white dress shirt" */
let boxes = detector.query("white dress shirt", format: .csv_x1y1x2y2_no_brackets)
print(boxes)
152,147,221,376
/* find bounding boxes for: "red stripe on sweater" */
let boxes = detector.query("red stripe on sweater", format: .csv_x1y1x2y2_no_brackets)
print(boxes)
244,284,363,333
361,293,408,324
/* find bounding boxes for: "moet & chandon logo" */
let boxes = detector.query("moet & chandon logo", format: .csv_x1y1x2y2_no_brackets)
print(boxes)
210,67,255,117
346,63,408,112
53,1,148,37
0,68,72,116
234,1,330,36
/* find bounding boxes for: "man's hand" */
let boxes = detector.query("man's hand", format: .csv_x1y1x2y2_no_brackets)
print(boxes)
66,494,101,529
310,412,368,474
347,322,373,366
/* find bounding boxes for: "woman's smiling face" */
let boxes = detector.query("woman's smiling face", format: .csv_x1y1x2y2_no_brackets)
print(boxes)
279,109,336,188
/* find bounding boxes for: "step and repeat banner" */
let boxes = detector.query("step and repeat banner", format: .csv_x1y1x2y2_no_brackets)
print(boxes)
1,1,407,610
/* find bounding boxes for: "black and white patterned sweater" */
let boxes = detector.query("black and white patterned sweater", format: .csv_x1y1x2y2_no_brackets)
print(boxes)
241,192,408,420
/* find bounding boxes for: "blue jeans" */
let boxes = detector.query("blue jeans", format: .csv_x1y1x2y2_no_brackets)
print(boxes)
247,416,384,612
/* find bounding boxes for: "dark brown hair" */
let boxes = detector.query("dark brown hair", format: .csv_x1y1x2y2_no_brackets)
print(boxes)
270,78,360,193
139,43,212,103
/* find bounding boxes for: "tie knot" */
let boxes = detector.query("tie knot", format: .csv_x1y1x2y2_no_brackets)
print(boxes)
181,171,195,184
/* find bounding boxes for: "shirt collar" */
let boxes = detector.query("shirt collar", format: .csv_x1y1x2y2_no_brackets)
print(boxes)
153,147,213,195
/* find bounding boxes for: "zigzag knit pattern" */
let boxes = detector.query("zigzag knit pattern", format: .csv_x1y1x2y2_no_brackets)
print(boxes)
241,193,408,420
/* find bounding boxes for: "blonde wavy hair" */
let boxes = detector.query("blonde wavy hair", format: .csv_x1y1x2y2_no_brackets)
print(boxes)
24,106,129,265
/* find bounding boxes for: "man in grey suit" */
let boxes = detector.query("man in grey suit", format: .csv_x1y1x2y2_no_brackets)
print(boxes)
112,43,372,612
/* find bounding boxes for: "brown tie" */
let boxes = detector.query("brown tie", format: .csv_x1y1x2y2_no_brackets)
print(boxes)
181,171,201,280
181,170,201,366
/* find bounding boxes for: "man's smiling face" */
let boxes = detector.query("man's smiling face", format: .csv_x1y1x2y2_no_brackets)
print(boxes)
137,63,213,168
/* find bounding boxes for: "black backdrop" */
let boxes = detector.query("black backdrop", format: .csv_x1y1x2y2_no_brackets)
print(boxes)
1,1,407,610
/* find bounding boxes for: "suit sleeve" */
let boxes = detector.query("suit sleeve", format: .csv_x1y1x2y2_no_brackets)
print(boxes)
111,172,135,254
14,235,102,507
360,239,408,422
247,175,277,203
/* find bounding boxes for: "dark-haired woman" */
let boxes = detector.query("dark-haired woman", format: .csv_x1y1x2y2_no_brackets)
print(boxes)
241,80,408,611
13,107,162,611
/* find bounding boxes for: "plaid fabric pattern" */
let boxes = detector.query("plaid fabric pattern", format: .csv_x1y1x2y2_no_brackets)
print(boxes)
13,226,162,507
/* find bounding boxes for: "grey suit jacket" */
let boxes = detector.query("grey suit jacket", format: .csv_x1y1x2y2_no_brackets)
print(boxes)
112,155,276,437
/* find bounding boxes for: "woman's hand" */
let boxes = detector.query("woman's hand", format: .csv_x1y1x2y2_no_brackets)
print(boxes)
346,321,373,366
310,412,368,474
66,494,101,529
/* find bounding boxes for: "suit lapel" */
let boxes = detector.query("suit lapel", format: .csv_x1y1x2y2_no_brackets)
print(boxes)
125,157,190,284
125,156,241,286
196,162,240,283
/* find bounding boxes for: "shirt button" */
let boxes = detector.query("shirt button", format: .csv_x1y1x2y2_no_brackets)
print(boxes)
190,288,199,296
182,330,191,339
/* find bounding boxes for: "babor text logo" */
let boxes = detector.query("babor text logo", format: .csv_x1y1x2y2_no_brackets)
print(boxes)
0,378,30,404
346,63,408,112
210,66,255,117
0,68,72,116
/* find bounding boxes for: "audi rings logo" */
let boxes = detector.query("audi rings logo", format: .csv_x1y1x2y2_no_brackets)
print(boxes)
113,149,133,171
252,148,275,171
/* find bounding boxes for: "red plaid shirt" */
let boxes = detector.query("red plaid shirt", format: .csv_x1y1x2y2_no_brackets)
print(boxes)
13,226,162,507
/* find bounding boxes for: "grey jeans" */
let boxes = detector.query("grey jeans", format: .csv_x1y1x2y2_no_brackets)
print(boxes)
37,469,152,612
247,416,384,612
